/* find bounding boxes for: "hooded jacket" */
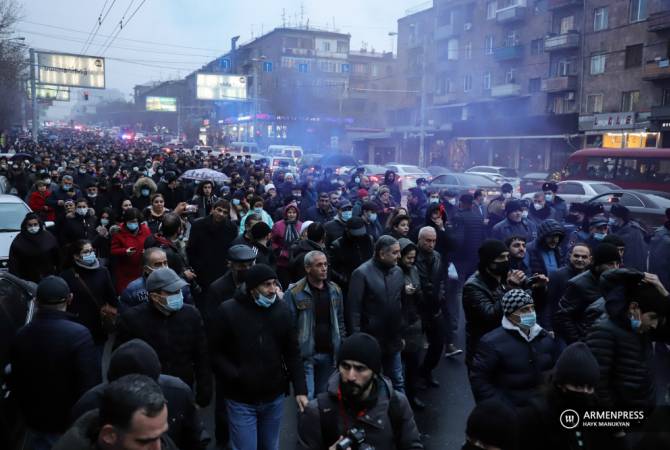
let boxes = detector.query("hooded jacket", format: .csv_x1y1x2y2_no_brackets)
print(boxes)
271,203,303,267
132,177,157,211
612,220,648,271
110,222,152,294
554,269,603,344
187,214,238,289
525,219,564,276
8,215,61,283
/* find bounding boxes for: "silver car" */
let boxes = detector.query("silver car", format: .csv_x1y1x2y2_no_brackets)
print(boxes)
0,195,32,270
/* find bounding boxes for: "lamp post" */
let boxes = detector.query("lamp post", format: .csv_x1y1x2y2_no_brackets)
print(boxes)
249,55,266,142
409,24,428,168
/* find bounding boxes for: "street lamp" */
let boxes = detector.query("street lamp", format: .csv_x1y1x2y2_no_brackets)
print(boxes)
249,55,266,142
408,24,428,168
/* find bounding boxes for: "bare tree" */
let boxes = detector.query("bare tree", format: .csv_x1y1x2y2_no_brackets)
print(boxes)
0,0,25,133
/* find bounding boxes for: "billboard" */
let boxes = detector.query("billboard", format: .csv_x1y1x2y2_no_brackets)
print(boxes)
146,96,177,112
36,52,105,89
196,73,247,100
27,84,71,101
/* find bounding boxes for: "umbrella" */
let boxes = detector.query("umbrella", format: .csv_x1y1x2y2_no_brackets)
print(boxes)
179,168,229,184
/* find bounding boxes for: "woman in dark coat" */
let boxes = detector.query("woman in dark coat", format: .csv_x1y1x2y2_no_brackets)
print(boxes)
382,170,402,204
61,239,118,346
189,180,219,219
8,212,60,282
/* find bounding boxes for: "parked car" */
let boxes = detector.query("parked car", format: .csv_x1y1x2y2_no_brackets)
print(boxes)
0,195,32,271
427,166,453,177
429,173,502,201
319,154,359,171
586,190,670,230
520,172,553,194
352,164,389,184
522,180,620,205
298,153,323,167
465,166,521,192
385,164,431,191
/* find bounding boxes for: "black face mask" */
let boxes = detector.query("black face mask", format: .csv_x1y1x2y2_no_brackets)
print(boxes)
559,390,597,411
489,260,510,276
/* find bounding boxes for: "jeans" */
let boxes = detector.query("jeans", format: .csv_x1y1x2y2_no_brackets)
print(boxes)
22,430,61,450
304,353,335,399
441,278,461,347
226,395,284,450
382,351,405,393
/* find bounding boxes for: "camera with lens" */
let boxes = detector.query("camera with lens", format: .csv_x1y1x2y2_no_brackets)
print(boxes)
336,428,374,450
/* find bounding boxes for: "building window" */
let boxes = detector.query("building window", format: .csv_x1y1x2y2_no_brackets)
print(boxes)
487,1,497,20
505,30,520,47
447,39,459,60
593,7,608,31
529,77,541,92
531,39,544,55
587,93,604,113
464,74,473,92
322,42,331,52
464,42,472,59
590,54,606,75
483,71,492,90
629,0,647,23
621,90,640,111
337,41,348,53
664,89,670,106
485,35,494,55
625,44,643,68
505,68,517,83
560,16,575,34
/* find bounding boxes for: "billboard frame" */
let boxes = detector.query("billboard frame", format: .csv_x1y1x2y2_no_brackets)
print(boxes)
146,96,178,112
27,84,71,102
196,73,247,101
35,50,106,90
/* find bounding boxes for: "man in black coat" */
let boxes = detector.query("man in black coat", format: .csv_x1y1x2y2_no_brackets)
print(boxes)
303,192,336,223
329,218,374,295
452,194,488,281
546,244,591,332
209,264,307,450
323,199,353,248
115,268,213,408
10,276,100,445
71,339,209,450
609,203,648,271
187,200,238,290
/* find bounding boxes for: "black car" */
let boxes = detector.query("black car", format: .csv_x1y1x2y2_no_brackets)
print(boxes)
520,172,553,194
429,173,502,201
587,190,670,231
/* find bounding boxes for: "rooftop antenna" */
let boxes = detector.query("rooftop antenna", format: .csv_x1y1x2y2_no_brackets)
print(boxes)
332,17,336,31
300,2,305,28
281,9,286,27
306,18,309,30
251,24,254,39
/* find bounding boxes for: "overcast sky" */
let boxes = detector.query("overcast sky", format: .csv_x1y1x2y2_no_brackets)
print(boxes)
20,0,428,98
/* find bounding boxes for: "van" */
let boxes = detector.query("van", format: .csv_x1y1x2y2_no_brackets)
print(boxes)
267,145,304,161
229,142,259,154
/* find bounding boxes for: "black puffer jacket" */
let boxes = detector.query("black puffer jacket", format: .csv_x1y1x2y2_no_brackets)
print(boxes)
462,271,505,366
347,259,405,354
414,248,443,316
330,235,374,290
526,219,564,276
186,215,238,288
470,324,559,407
613,220,648,271
554,270,602,344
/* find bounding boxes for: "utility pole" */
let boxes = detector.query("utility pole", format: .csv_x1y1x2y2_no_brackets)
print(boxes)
252,60,259,142
29,48,38,142
418,33,427,168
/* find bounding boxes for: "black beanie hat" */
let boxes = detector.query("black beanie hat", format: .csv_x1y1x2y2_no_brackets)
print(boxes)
108,339,161,382
337,333,382,374
593,243,621,266
505,199,524,214
610,203,630,221
554,342,600,388
244,264,277,290
251,221,272,240
466,399,518,449
478,239,509,267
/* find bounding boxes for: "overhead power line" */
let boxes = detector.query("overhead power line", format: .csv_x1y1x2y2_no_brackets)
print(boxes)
82,0,118,54
99,0,148,56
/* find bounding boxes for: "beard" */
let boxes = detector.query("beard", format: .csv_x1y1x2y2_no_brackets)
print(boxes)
341,377,375,401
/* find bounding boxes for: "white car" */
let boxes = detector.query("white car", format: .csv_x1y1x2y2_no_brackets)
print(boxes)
521,180,620,205
385,164,431,191
465,166,521,192
0,195,32,270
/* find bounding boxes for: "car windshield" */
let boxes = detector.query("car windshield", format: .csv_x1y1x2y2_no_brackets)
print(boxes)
0,203,28,231
499,168,518,177
591,183,620,194
457,174,499,186
363,165,388,174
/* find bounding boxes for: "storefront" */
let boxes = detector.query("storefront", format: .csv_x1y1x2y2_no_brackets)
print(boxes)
650,106,670,148
579,112,660,149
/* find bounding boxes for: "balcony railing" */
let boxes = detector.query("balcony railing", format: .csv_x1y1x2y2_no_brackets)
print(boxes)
435,23,457,41
642,59,670,81
433,93,458,105
493,45,524,61
541,75,578,92
496,5,527,23
491,83,522,97
548,0,582,9
648,11,670,32
544,31,580,51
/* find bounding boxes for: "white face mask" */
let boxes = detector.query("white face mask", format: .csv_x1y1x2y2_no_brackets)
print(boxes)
503,193,512,199
533,203,543,211
76,207,88,216
521,210,529,219
27,225,40,234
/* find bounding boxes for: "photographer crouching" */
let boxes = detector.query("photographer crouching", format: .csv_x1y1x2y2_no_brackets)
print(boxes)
297,333,423,450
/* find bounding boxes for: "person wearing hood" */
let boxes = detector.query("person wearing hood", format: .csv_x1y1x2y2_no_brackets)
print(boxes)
470,289,559,407
249,221,276,267
324,199,354,248
158,172,187,210
330,217,375,294
238,196,274,235
9,212,61,283
486,183,516,231
555,243,621,344
462,240,528,368
115,267,212,408
383,169,402,204
189,179,220,219
289,221,326,283
491,199,538,243
131,176,157,211
587,268,670,413
609,203,648,271
524,219,565,277
462,399,518,450
649,208,670,291
527,191,556,227
407,187,428,231
46,174,81,218
209,264,307,450
271,203,303,288
60,239,117,346
187,199,238,290
110,208,152,294
71,339,210,450
54,375,179,450
28,179,56,222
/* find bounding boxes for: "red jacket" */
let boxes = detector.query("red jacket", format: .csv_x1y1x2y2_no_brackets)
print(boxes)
110,223,151,294
28,190,55,222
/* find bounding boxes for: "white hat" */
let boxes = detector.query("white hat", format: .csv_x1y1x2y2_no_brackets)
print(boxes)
265,184,276,193
300,220,314,235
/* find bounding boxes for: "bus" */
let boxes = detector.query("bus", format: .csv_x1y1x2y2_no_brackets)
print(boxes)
564,147,670,192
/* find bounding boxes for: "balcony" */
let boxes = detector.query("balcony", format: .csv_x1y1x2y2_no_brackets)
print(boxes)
541,75,578,92
433,93,459,105
544,31,580,52
435,23,457,41
642,59,670,81
496,5,527,23
548,0,582,9
651,105,670,119
491,83,522,97
493,45,524,61
648,11,670,32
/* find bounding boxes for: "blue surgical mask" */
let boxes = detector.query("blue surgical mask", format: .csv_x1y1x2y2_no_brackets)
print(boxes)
141,188,151,197
420,185,427,191
126,222,139,231
255,293,277,308
545,193,554,202
341,210,353,221
519,311,537,328
81,252,97,266
165,291,184,312
430,198,440,204
100,218,110,227
62,184,72,191
630,316,641,332
368,212,378,222
608,218,617,227
254,207,263,215
76,207,88,216
354,177,361,184
232,198,241,206
593,232,606,241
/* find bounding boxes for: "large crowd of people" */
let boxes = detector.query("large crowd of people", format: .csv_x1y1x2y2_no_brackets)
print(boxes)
5,132,670,450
